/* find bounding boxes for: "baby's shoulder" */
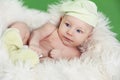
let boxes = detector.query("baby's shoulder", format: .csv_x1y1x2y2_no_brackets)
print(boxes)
42,22,57,33
44,22,57,29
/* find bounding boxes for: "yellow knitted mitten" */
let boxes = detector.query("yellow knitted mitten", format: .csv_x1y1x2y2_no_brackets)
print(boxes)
2,28,39,66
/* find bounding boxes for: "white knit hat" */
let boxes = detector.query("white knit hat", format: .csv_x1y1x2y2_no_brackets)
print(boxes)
60,0,98,27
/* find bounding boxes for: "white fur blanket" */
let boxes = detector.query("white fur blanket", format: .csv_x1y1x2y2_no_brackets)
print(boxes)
0,0,120,80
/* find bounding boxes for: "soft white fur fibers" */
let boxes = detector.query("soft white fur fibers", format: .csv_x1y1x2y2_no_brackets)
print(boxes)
0,0,120,80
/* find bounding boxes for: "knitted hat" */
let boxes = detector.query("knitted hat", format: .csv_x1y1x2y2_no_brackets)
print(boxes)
60,0,98,27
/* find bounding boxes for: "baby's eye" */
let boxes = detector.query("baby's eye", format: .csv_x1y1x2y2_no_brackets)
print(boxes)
65,23,71,27
76,29,81,33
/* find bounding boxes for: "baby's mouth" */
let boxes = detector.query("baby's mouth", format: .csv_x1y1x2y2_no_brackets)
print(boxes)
63,36,73,42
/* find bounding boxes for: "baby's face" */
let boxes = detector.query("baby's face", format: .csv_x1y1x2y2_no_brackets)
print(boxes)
58,15,93,47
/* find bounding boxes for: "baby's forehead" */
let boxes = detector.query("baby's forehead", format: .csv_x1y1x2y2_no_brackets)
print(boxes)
62,15,93,32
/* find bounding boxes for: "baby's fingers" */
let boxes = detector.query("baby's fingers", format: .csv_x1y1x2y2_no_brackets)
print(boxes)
50,50,60,59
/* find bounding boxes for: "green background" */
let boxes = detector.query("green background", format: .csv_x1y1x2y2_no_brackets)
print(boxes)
23,0,120,41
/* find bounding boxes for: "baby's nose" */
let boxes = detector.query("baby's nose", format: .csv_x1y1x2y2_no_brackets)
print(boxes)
67,29,74,36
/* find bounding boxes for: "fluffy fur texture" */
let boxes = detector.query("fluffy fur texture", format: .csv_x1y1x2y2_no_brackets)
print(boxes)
0,0,120,80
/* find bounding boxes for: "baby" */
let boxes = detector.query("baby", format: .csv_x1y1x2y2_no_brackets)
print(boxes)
29,0,98,60
2,0,98,65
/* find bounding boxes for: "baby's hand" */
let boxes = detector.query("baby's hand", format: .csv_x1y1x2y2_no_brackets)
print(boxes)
29,45,43,58
49,49,62,60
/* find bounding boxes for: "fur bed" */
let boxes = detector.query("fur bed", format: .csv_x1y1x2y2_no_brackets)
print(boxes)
0,0,120,80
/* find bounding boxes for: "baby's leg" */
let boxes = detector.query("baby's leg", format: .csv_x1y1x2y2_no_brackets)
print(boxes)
8,22,30,45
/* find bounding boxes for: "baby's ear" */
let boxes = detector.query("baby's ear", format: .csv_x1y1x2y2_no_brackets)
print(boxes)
88,33,93,40
89,32,92,37
88,27,94,38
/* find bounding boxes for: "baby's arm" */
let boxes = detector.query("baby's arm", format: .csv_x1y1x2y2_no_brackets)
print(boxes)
29,22,56,54
50,48,81,60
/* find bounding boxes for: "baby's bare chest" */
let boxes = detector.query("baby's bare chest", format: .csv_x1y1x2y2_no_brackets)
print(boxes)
39,31,66,55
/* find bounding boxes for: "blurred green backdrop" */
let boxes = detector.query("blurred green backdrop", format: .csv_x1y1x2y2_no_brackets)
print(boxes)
23,0,120,41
